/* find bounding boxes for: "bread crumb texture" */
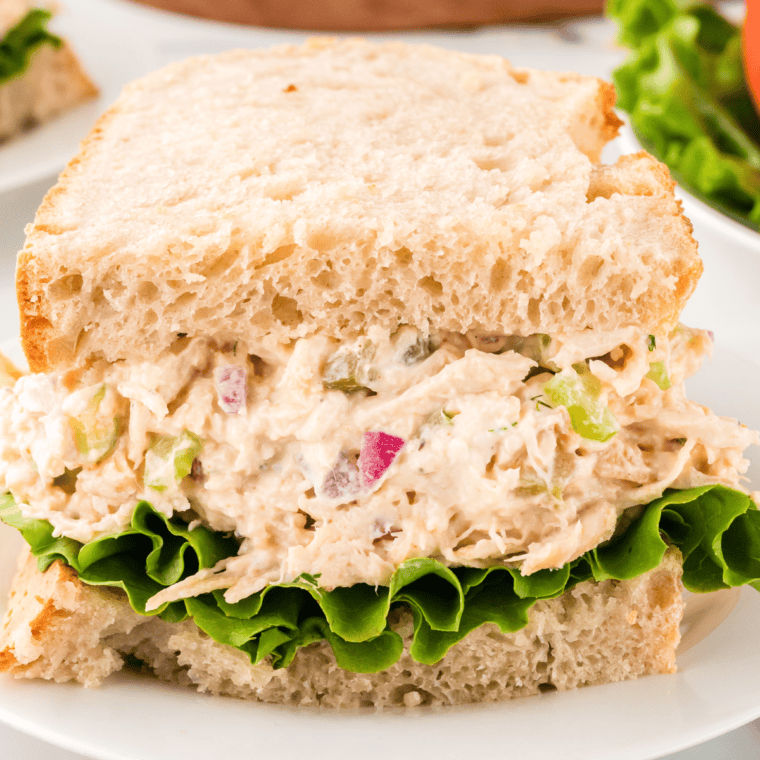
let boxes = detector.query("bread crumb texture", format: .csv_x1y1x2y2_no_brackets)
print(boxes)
17,39,700,372
0,547,683,705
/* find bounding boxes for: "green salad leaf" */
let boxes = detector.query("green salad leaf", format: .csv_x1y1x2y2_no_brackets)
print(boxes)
608,0,760,230
1,484,759,673
0,9,62,87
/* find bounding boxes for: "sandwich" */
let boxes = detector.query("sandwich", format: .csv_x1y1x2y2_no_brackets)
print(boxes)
0,1,98,143
0,39,759,708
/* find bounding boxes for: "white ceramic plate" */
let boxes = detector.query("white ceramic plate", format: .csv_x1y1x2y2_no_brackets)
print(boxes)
0,330,760,760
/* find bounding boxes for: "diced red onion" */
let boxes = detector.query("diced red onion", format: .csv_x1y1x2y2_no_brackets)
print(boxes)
707,330,715,342
320,453,361,499
214,365,246,414
359,431,405,488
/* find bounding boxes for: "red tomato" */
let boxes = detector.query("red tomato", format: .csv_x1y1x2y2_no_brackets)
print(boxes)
745,0,760,113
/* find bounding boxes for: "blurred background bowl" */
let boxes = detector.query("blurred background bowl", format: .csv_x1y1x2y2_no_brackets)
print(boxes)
618,125,760,364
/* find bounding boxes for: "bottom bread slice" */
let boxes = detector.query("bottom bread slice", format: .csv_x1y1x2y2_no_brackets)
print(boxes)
0,547,683,707
0,42,98,143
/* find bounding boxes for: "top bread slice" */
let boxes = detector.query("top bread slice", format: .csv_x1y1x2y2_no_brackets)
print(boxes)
16,38,700,373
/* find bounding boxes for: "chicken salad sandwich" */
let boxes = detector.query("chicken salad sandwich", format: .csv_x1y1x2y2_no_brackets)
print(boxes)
0,39,759,707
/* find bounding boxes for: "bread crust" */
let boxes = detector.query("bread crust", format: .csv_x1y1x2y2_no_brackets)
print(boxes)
15,40,700,373
0,546,684,704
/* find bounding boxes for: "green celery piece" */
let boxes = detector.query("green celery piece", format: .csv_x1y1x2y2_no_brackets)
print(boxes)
322,352,365,392
2,485,760,673
646,360,672,390
322,343,375,393
428,408,456,427
609,0,760,230
69,385,122,463
543,367,620,442
144,430,203,491
0,9,62,86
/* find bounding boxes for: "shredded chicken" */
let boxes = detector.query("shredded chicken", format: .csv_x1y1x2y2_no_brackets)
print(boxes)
0,324,755,608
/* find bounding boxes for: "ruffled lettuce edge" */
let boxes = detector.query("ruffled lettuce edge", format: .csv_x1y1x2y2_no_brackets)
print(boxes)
1,484,758,673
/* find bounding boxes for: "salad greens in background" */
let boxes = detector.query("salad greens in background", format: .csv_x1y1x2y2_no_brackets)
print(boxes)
0,9,61,86
2,485,760,674
608,0,760,231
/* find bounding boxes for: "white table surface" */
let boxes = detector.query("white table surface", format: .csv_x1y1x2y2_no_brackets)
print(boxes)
1,1,758,758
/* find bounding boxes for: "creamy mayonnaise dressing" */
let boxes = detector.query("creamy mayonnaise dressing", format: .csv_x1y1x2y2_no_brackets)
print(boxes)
0,325,755,608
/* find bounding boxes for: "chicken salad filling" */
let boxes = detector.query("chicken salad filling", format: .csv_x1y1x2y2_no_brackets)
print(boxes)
0,324,755,609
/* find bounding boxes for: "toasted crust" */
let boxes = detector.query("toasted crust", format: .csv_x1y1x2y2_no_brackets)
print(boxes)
0,41,98,144
0,546,684,704
15,39,699,372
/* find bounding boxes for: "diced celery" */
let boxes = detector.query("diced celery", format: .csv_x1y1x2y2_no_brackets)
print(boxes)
68,384,121,463
543,366,619,443
646,361,672,391
428,408,457,427
322,352,365,392
322,342,376,393
144,430,204,492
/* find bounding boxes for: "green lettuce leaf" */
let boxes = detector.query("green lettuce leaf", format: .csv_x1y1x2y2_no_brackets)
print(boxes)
1,484,758,674
0,9,62,87
608,0,760,230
